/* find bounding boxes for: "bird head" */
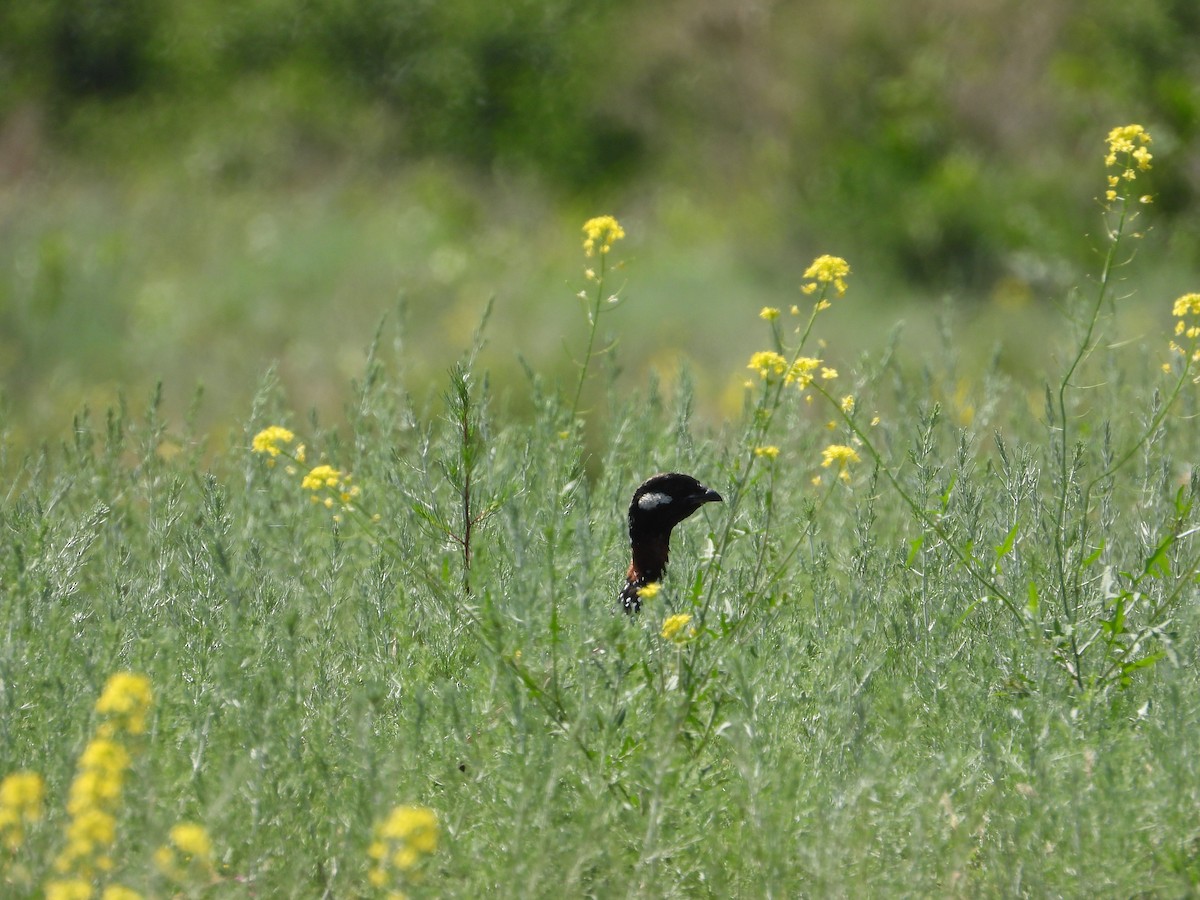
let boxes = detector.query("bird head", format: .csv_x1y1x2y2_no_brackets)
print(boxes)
628,472,724,540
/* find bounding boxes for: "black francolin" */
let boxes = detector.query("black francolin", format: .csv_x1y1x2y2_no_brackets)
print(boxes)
620,472,723,613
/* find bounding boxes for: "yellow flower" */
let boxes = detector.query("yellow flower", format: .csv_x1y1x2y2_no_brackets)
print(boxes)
1105,124,1151,155
74,738,131,784
67,770,121,816
251,425,294,457
45,879,94,900
0,771,44,850
801,255,851,296
747,351,788,380
840,395,855,413
759,307,780,321
790,304,800,315
64,806,117,851
660,613,694,642
155,824,215,882
302,464,343,491
785,357,822,388
1105,125,1152,185
820,367,838,380
95,672,153,736
102,886,144,900
1172,293,1200,317
582,216,625,257
170,822,213,859
379,806,439,854
820,441,859,472
754,446,780,460
0,771,44,819
370,806,439,886
636,582,661,601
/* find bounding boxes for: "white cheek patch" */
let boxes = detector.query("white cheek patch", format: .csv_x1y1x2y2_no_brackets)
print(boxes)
638,491,673,510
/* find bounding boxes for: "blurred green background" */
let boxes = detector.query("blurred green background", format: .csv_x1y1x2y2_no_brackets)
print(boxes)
2,0,1198,444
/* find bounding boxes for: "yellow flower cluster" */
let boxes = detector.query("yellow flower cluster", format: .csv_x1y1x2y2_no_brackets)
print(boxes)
254,426,363,519
759,307,780,321
47,673,152,897
300,463,341,491
44,881,143,900
754,445,780,460
252,426,308,470
801,255,851,297
1104,124,1152,202
747,351,788,380
636,582,662,601
1169,292,1200,365
582,216,625,258
821,444,861,483
251,425,294,457
1173,293,1200,319
745,352,830,390
660,613,694,643
787,357,823,388
368,806,439,892
154,821,214,884
0,771,44,852
302,464,361,513
94,673,153,738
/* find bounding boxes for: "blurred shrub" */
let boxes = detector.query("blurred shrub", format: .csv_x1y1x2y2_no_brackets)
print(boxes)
0,0,642,189
308,0,643,185
0,0,1196,290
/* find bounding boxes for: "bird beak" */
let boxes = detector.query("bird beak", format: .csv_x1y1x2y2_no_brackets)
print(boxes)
700,487,723,504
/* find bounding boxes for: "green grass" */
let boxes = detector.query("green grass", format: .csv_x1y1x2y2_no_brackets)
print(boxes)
4,152,1192,457
4,186,1200,898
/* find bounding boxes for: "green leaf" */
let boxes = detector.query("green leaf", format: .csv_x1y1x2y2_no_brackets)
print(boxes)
1142,534,1175,580
906,535,925,567
995,521,1019,559
1081,540,1105,568
940,474,957,511
1122,651,1165,673
1100,592,1128,636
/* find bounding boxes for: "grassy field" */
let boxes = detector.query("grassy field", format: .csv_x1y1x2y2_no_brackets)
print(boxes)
3,132,1200,898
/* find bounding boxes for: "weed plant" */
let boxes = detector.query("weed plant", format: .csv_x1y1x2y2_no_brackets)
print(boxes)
2,127,1200,897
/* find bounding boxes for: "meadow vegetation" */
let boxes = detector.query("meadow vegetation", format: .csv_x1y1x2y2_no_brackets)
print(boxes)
3,124,1200,897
